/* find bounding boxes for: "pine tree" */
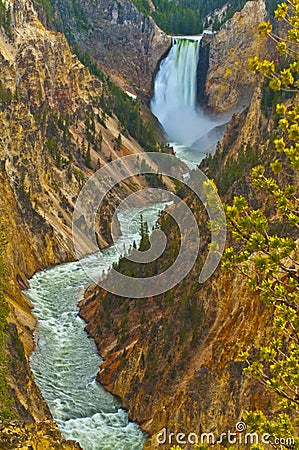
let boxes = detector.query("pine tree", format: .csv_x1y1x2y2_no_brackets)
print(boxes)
221,1,299,445
85,143,92,169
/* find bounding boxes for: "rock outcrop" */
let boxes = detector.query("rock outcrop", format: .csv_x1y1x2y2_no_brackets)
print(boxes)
34,0,171,100
0,0,160,444
0,419,82,449
200,0,267,113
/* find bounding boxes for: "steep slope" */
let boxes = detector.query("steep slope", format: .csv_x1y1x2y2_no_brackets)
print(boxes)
33,0,171,100
0,0,162,443
198,0,267,112
79,89,283,450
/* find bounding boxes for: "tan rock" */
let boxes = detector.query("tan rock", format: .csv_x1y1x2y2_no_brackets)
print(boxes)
205,0,267,112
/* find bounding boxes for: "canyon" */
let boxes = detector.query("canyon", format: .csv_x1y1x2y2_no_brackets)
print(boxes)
0,0,281,449
79,86,277,450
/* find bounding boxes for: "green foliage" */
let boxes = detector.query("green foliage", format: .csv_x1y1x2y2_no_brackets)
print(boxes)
151,0,203,35
131,0,150,15
206,143,259,195
260,75,296,119
223,1,299,445
244,411,298,448
135,0,247,35
139,215,150,251
0,0,12,38
72,45,159,152
104,80,158,151
84,145,92,169
0,223,15,420
34,0,88,32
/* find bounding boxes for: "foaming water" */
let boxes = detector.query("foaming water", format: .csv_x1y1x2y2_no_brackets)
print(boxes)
151,36,226,167
27,204,168,450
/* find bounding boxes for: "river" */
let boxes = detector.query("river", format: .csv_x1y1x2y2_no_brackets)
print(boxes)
27,205,168,450
27,35,227,450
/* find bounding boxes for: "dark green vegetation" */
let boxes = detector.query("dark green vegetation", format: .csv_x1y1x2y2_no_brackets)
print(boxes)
132,0,247,34
0,0,12,38
0,224,15,420
34,0,247,39
94,206,206,381
261,77,296,119
31,0,160,153
205,143,260,195
73,46,160,152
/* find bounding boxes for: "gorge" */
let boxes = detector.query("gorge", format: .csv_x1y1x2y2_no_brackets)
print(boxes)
1,0,287,449
26,33,223,448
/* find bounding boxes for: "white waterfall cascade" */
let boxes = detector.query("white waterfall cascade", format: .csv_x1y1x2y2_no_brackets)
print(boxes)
151,36,221,153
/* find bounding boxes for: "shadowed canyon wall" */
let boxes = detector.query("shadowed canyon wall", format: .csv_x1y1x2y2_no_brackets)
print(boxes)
199,0,267,113
33,0,171,100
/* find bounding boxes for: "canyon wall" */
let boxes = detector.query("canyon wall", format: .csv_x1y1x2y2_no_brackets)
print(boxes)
0,0,159,445
199,0,267,113
33,0,171,100
79,84,281,450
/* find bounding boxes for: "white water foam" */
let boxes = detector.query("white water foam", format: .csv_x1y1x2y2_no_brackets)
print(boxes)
27,204,168,450
151,36,226,167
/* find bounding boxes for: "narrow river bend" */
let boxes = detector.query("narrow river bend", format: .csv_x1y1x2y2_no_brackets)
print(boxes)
26,205,168,450
27,34,229,450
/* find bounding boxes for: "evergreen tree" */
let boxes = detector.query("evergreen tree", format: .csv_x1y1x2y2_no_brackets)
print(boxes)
84,144,92,169
139,215,150,251
221,1,299,445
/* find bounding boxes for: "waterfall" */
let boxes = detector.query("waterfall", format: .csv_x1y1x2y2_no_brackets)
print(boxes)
151,36,220,151
168,37,200,109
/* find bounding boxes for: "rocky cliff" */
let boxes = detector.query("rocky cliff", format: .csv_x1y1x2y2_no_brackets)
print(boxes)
199,0,267,113
0,0,161,444
33,0,171,100
79,82,282,449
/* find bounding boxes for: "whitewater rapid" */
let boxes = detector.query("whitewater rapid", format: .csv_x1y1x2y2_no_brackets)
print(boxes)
26,34,227,450
27,204,168,450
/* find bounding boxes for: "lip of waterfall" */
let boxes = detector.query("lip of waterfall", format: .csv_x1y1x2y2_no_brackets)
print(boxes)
172,35,202,42
151,35,227,167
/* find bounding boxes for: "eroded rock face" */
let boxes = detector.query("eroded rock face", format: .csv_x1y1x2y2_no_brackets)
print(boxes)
0,0,155,442
78,86,281,449
202,0,267,113
37,0,171,99
0,419,82,449
79,259,272,450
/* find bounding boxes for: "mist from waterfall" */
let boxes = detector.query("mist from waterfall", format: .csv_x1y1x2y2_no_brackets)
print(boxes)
151,36,222,152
